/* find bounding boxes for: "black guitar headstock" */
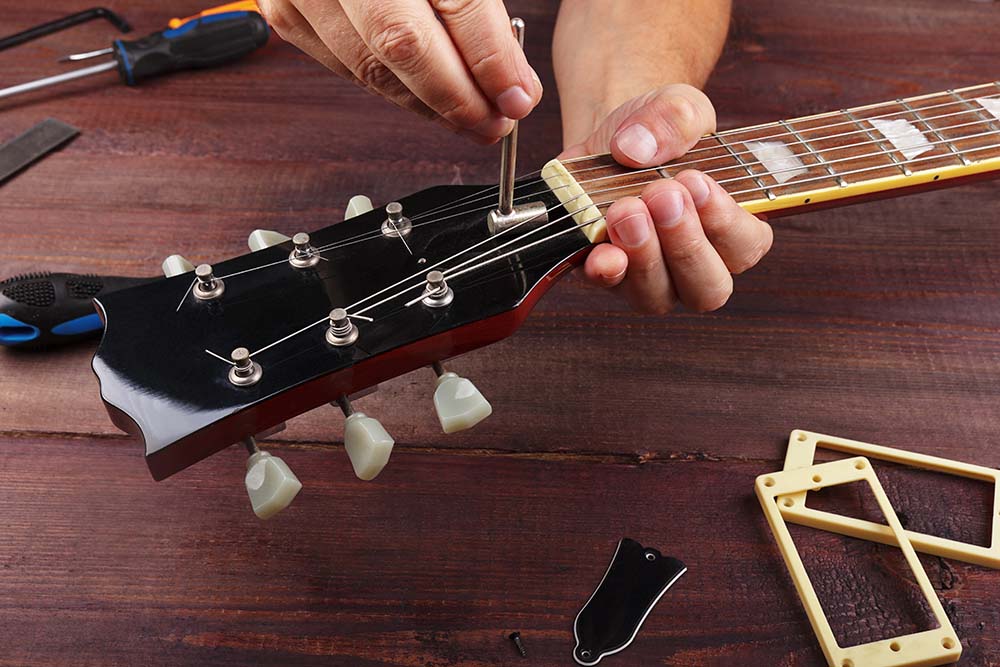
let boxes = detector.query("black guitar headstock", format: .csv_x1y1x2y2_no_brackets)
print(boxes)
93,181,591,491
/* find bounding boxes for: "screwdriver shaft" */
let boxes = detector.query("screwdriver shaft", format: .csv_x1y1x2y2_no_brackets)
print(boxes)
59,46,114,63
0,61,116,101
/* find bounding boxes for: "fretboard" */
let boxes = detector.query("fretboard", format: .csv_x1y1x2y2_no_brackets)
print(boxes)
543,81,1000,242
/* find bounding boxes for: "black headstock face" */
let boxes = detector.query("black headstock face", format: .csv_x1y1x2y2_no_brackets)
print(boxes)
93,183,591,479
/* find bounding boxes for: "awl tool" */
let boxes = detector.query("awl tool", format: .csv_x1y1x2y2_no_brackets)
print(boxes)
0,10,268,101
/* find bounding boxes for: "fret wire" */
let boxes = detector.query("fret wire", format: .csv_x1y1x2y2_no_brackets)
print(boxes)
949,88,1000,134
562,87,1000,173
843,109,910,176
560,86,999,168
713,132,776,200
898,98,970,166
564,103,996,181
778,119,847,187
571,117,1000,199
570,126,1000,205
727,140,1000,198
595,139,1000,204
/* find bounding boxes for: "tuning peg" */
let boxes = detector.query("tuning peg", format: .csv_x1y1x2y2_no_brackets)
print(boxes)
345,195,374,220
335,396,394,481
161,254,195,278
431,363,492,434
248,229,291,252
243,437,302,520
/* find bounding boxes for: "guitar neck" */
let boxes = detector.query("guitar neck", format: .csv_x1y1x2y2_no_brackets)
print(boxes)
543,81,1000,243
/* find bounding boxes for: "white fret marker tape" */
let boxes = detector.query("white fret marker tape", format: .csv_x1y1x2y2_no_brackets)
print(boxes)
869,118,933,160
975,97,1000,122
744,141,808,184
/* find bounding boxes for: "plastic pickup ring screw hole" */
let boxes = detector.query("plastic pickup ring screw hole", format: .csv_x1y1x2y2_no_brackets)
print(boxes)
782,498,794,508
942,638,955,649
812,475,822,483
796,433,807,442
842,661,854,667
580,650,592,659
855,460,866,470
645,552,656,561
890,642,901,652
764,477,775,487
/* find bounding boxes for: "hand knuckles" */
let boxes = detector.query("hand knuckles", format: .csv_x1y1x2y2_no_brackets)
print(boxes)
356,51,396,91
368,16,429,69
690,277,733,313
467,48,505,81
649,94,700,141
436,92,482,128
257,1,293,37
663,235,708,265
430,0,483,20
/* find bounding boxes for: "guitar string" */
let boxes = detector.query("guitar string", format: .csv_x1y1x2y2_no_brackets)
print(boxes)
369,90,1000,234
237,194,592,358
560,83,1000,166
199,102,1000,292
184,91,1000,311
248,135,1000,359
570,119,1000,194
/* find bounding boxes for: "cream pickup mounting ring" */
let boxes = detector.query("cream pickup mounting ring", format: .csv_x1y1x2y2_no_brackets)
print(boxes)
781,430,1000,569
756,457,962,667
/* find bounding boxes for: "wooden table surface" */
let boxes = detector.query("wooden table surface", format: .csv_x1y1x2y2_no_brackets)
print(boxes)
2,1,999,665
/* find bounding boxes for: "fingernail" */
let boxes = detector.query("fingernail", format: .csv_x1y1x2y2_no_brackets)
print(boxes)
497,85,534,119
686,173,712,206
530,68,543,95
611,213,650,248
652,190,686,228
615,124,658,164
602,264,627,285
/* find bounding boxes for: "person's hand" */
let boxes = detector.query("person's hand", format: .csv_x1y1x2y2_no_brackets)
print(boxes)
257,0,543,143
561,84,773,314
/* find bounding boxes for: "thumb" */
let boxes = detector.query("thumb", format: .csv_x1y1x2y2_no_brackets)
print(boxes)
610,84,717,168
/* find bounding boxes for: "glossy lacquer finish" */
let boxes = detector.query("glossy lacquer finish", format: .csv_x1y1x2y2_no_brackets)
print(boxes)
92,183,591,480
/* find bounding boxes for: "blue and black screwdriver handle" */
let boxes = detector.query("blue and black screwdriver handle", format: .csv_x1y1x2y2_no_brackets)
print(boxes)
0,273,154,349
0,5,268,101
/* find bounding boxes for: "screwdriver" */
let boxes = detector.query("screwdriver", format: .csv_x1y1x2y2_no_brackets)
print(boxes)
0,9,268,101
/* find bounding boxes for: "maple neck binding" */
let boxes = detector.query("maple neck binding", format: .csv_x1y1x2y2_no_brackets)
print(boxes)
544,82,1000,243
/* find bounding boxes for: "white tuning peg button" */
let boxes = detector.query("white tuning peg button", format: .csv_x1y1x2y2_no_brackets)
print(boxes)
162,254,195,278
248,229,292,252
432,364,492,434
345,195,374,220
243,439,302,520
343,412,394,481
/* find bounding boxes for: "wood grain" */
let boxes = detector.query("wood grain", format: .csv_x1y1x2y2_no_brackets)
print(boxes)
1,0,1000,665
